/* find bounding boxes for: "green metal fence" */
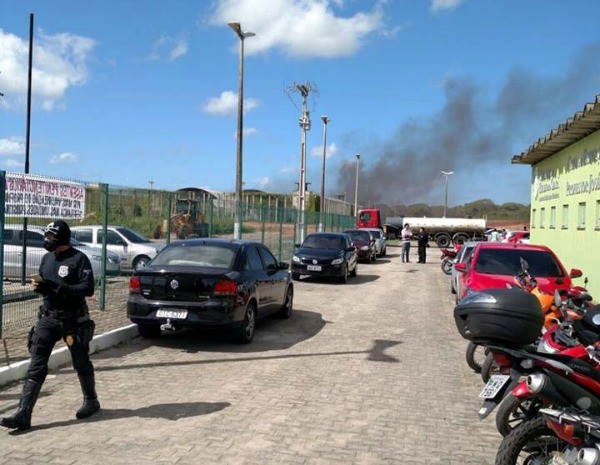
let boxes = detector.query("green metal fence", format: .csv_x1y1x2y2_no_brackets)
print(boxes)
0,172,355,338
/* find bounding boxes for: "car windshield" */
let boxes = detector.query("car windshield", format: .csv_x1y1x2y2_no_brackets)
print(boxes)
151,244,236,268
474,248,564,277
369,230,381,239
302,235,344,249
345,230,370,242
115,227,152,243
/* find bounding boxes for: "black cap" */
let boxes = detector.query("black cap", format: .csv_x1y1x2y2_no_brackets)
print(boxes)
44,220,71,245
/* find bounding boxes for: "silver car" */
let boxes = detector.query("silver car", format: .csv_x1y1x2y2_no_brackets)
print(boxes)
3,224,122,279
450,241,477,302
359,227,387,257
71,225,162,271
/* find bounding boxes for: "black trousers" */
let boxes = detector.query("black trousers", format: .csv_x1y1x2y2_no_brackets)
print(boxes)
26,314,94,386
418,245,427,263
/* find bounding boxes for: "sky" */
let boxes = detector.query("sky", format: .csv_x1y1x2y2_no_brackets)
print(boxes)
1,0,599,208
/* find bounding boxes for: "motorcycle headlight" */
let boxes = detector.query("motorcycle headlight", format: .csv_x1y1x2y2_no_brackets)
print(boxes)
331,257,343,265
292,255,301,263
361,245,369,251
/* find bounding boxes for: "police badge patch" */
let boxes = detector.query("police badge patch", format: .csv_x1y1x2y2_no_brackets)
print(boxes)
58,265,69,278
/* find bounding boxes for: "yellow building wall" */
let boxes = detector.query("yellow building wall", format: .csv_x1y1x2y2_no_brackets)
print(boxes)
529,129,600,297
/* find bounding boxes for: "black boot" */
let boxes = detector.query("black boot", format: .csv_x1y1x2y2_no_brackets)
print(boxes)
0,379,42,431
76,375,100,419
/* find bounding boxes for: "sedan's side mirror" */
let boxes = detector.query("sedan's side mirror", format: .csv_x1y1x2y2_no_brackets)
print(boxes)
279,262,289,270
570,268,583,279
347,246,356,252
454,262,467,273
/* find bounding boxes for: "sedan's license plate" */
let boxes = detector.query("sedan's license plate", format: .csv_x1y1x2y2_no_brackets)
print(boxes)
307,265,322,271
156,309,188,319
479,374,511,399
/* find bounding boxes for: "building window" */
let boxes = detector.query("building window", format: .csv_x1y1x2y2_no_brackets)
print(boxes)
596,200,600,230
531,209,536,228
540,208,545,228
578,202,586,229
562,204,569,229
550,206,556,229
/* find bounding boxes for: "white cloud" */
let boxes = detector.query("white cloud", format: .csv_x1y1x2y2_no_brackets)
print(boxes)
202,90,259,115
0,137,25,155
0,29,95,110
148,35,189,61
430,0,465,13
2,159,23,169
49,152,78,164
310,142,338,158
280,166,294,173
209,0,388,58
243,127,258,137
254,176,271,189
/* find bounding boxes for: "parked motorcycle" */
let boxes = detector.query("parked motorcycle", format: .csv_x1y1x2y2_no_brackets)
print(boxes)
440,245,461,275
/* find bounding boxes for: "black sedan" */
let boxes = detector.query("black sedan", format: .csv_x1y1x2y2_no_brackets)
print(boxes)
291,232,358,283
127,238,293,343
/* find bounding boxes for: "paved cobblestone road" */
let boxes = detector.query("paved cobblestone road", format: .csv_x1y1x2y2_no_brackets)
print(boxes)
0,247,501,464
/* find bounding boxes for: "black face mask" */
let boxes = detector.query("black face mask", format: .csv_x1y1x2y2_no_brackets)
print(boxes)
43,239,59,252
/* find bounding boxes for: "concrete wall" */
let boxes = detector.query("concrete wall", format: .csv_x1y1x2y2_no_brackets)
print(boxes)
529,130,600,297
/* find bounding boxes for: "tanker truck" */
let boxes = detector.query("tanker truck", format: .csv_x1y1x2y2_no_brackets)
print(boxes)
356,208,486,248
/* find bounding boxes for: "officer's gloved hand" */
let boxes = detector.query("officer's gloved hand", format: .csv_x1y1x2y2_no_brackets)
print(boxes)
32,279,57,295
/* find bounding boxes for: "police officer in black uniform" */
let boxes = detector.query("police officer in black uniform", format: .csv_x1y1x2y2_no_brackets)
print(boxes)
1,220,100,431
417,227,429,263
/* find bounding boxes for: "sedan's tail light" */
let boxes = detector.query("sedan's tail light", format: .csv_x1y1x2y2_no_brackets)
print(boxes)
129,275,141,293
213,279,238,297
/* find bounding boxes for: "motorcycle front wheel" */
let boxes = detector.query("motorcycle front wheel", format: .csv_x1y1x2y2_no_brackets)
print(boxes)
441,259,453,275
495,416,569,465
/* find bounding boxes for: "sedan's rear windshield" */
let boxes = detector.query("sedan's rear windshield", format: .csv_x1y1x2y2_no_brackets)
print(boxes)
302,235,344,249
345,231,371,242
151,244,236,268
116,227,152,244
474,248,564,277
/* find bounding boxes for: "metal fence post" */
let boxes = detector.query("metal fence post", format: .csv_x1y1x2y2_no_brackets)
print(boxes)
261,205,266,244
278,206,283,262
99,183,108,311
166,192,172,246
0,172,5,338
209,198,213,238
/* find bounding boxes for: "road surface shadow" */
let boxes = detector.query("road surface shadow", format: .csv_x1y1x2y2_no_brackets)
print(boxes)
8,401,230,434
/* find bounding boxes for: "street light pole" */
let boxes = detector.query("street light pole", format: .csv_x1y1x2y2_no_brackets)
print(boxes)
441,170,454,218
354,154,360,216
318,115,330,232
228,22,255,240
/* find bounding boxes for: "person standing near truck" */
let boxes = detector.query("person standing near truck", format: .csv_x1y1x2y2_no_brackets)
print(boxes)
417,227,429,263
401,223,412,263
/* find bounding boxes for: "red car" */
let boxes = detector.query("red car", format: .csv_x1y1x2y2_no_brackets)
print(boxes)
454,242,582,301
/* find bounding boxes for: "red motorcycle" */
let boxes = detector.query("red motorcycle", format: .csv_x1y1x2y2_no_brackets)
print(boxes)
440,245,461,275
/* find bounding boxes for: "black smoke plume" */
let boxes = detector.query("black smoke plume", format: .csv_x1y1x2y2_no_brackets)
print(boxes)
334,44,600,209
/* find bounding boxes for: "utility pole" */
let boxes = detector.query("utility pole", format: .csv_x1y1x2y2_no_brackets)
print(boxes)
318,115,330,232
294,82,312,244
354,154,360,216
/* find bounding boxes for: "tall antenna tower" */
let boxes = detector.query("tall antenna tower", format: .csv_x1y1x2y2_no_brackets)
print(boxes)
287,82,316,243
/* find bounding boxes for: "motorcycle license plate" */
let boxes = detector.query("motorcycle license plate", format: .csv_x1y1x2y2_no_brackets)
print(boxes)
307,265,322,271
156,309,188,319
479,374,510,399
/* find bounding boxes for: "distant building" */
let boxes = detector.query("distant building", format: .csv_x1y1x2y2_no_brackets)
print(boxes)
512,94,600,297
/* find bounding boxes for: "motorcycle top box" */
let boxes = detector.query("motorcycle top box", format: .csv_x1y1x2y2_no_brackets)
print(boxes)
454,288,543,346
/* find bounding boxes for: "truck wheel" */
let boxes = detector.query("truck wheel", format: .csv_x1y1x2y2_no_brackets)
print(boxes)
177,225,186,240
152,224,162,239
452,233,470,245
435,233,451,248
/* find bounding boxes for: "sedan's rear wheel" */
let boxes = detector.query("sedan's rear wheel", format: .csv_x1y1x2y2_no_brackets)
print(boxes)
235,302,256,344
277,286,293,319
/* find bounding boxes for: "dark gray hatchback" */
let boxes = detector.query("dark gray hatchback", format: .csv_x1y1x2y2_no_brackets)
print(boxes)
127,238,293,343
291,232,358,284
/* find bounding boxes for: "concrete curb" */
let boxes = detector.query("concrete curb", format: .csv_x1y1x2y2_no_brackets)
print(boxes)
0,324,139,388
